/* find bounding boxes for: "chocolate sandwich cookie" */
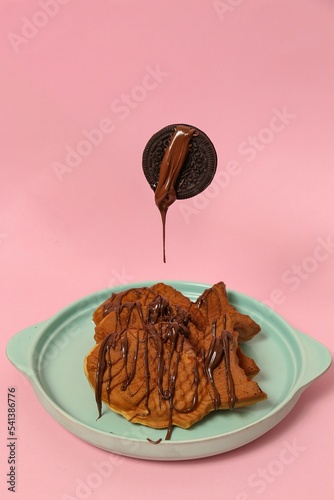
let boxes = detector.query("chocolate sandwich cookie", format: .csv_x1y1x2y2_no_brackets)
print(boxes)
142,124,218,263
142,123,217,200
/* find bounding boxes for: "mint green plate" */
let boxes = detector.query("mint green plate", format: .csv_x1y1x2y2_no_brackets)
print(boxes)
6,282,331,461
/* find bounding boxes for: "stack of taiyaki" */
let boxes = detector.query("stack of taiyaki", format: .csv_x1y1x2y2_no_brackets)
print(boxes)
84,282,267,439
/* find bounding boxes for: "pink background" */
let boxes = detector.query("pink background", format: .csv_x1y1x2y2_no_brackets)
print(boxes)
1,1,334,498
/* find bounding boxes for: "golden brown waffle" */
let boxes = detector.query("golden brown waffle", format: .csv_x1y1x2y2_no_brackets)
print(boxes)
85,282,267,439
195,282,261,342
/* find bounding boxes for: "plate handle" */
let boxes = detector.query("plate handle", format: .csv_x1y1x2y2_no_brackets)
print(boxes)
296,329,332,388
6,322,45,377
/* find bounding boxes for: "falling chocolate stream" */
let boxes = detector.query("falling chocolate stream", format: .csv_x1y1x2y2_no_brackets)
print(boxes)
154,125,196,263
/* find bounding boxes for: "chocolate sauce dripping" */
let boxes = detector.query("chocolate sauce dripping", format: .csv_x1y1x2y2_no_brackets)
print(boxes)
204,318,236,411
221,330,236,409
160,322,185,440
196,287,222,318
95,332,118,418
105,343,112,403
129,326,153,420
204,322,223,409
120,330,140,391
102,287,154,318
142,329,151,416
117,302,146,332
147,294,172,324
154,125,196,263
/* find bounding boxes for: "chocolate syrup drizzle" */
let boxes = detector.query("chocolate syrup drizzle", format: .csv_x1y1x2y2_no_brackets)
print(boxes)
95,293,236,441
154,125,196,263
102,287,152,319
203,317,236,410
196,286,222,317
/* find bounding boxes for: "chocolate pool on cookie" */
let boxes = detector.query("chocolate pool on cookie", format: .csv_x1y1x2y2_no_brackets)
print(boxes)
142,123,217,200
